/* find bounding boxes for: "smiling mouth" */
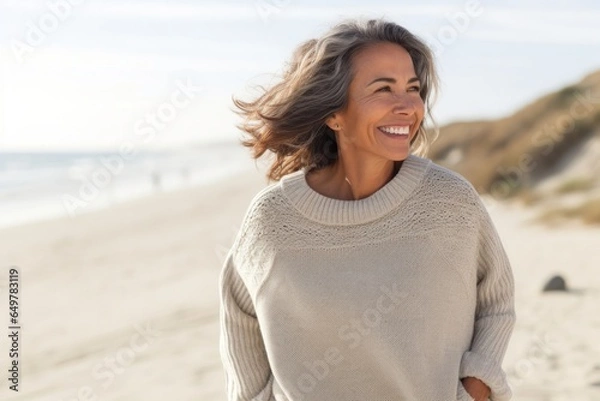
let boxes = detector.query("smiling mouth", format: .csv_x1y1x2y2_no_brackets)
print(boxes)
378,125,410,137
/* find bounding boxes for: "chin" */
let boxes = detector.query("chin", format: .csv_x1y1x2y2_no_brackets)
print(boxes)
387,149,411,161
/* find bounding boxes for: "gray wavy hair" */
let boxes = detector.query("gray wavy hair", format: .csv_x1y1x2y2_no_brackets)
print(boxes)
233,17,440,181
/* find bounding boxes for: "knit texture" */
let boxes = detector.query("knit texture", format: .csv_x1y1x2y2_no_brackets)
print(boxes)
219,154,516,401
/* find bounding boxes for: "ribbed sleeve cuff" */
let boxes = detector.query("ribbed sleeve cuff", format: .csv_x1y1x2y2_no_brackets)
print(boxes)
253,375,275,401
460,351,512,401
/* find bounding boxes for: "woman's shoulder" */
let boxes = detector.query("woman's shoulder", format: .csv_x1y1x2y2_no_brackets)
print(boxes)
239,170,301,227
419,157,482,206
406,158,493,233
231,172,303,259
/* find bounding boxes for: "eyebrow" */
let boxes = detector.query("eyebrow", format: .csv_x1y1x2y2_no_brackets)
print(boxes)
367,76,421,86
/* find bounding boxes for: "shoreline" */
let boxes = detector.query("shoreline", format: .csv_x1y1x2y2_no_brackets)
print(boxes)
0,161,261,231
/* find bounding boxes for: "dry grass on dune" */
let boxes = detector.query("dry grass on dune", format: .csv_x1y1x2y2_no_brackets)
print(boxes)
428,70,600,198
554,177,596,195
535,197,600,225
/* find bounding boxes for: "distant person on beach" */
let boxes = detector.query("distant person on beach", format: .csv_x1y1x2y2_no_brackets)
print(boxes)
151,170,161,191
181,165,190,182
219,18,515,401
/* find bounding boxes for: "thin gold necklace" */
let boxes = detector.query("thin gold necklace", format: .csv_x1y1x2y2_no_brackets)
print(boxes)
344,162,400,190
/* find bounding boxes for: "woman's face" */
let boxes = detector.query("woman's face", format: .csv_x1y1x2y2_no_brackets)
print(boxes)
328,41,425,163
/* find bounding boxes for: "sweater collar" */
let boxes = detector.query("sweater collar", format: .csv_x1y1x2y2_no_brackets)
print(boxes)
280,154,431,226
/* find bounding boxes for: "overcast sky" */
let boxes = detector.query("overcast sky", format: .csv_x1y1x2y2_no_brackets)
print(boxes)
1,0,599,151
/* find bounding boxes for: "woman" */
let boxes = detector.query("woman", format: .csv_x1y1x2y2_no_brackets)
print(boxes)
219,18,515,401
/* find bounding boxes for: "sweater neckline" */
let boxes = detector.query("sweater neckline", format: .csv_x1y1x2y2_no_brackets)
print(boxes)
280,154,431,226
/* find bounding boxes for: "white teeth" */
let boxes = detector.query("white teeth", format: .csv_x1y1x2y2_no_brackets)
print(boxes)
380,126,409,135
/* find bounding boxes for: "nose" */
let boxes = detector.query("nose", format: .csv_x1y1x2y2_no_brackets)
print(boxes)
392,93,417,115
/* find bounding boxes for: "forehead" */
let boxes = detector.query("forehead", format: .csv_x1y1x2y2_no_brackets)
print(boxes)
350,42,416,81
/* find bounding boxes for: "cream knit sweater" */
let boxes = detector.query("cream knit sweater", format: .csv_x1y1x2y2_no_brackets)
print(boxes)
219,154,516,401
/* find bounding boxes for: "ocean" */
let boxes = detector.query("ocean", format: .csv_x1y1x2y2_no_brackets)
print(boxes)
0,141,255,229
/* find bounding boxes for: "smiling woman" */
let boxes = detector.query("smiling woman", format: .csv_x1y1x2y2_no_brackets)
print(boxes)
233,18,439,185
317,41,426,200
219,18,515,401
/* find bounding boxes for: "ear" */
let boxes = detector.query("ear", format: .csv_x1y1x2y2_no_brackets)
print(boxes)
325,114,341,131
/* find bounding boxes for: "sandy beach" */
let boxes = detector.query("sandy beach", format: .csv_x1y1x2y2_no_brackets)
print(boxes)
0,165,269,401
1,164,599,401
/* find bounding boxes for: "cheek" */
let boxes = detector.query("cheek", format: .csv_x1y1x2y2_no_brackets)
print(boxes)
345,98,383,126
413,97,425,115
357,96,383,112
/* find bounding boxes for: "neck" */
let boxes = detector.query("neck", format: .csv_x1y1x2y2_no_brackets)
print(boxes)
309,158,403,201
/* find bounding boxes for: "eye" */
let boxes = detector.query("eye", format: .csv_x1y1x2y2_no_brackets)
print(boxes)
409,86,421,92
375,86,392,93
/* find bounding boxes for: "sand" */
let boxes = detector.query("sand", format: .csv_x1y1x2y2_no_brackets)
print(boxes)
0,165,599,400
0,165,269,401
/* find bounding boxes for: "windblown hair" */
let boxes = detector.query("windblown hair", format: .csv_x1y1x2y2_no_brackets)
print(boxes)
233,18,440,181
